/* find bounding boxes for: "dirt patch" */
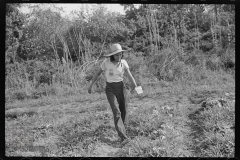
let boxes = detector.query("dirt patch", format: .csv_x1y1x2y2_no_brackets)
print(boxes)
93,143,120,157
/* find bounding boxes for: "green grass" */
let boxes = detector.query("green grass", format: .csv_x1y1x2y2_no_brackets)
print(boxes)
5,69,235,157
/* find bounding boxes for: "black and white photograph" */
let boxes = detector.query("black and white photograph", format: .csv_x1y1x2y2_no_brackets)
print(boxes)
5,3,235,157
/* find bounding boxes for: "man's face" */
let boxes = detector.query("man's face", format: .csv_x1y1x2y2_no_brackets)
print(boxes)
113,52,122,62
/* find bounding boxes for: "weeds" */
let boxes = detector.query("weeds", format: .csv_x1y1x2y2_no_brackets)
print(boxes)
5,51,235,157
188,94,235,157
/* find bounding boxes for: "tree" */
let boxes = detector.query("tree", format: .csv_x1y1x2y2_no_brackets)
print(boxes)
6,3,25,64
17,5,67,61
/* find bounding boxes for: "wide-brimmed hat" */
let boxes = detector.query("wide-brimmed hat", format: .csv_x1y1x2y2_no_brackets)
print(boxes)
103,43,128,57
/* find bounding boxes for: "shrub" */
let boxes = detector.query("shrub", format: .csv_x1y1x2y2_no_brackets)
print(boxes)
219,48,235,71
31,83,58,99
146,47,205,82
6,62,28,90
147,48,178,81
200,40,214,52
123,51,145,88
206,47,235,72
11,89,31,101
124,51,145,74
31,60,57,88
205,57,221,71
184,54,200,66
172,61,189,80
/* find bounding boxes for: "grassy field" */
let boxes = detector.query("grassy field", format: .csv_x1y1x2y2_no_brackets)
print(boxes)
5,70,235,157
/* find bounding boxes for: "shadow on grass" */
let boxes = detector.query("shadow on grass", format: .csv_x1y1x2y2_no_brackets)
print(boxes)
99,136,120,148
5,110,37,120
187,107,208,156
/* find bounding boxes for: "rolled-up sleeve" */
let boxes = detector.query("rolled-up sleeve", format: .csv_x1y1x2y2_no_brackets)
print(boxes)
122,59,129,70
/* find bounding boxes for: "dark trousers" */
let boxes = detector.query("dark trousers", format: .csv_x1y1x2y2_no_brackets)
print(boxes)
105,81,128,140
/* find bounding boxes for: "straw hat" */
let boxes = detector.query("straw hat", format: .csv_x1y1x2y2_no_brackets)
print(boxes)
104,43,128,57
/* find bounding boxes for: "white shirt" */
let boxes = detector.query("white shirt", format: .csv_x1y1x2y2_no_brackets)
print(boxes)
100,58,129,83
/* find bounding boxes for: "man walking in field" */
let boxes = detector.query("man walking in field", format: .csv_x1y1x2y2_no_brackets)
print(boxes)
88,43,139,144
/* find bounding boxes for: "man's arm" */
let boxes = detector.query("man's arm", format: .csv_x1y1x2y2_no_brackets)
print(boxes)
88,68,103,93
125,68,137,88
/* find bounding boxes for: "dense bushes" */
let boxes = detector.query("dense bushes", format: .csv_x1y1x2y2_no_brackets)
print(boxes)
5,45,235,102
5,4,235,102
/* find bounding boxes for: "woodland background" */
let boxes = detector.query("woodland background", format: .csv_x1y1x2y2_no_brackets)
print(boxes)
6,3,235,105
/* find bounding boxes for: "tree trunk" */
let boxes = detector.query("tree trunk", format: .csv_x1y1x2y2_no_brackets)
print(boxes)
214,4,218,24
